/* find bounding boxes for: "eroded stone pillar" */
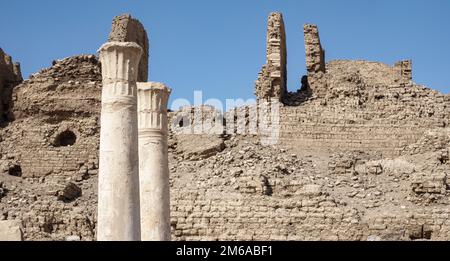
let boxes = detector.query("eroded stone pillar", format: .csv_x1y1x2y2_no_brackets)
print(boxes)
304,24,326,95
97,42,143,241
255,12,287,102
137,82,171,241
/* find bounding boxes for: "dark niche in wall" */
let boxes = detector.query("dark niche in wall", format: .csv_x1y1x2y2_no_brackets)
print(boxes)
53,130,77,147
8,164,22,177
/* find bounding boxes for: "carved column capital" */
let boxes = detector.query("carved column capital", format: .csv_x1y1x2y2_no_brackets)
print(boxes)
137,82,171,134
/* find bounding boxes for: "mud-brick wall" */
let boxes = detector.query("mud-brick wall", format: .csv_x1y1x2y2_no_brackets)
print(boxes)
363,209,450,240
14,120,99,178
169,189,367,241
169,188,450,241
278,102,448,157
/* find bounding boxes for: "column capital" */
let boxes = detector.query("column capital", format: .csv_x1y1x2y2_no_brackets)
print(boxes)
98,42,143,83
137,82,171,133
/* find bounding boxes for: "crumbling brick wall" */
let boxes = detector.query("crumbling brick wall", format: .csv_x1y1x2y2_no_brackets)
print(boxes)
0,55,101,240
169,134,450,241
6,55,101,179
2,13,450,242
279,60,450,158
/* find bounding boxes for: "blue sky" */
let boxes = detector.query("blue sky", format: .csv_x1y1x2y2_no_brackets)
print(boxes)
1,0,449,105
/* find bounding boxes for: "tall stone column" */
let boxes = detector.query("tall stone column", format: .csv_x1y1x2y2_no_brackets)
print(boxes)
137,82,171,241
97,42,143,241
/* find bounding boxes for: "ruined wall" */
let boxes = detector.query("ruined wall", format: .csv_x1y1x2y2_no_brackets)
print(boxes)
304,24,326,96
280,60,450,158
0,48,22,124
5,55,101,179
169,140,367,241
281,26,433,157
170,187,450,241
255,12,287,101
0,55,101,240
169,134,450,241
2,13,450,241
109,14,149,82
1,56,450,241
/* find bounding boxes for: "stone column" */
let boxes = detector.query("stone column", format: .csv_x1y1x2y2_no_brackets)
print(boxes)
97,42,143,241
137,82,171,241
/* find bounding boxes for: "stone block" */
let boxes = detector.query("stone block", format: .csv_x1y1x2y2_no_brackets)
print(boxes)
0,220,23,241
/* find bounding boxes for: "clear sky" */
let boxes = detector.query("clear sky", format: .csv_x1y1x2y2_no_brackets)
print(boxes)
1,0,449,105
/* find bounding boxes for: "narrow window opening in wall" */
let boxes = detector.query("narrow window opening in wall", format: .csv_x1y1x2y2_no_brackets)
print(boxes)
8,165,22,177
54,130,77,147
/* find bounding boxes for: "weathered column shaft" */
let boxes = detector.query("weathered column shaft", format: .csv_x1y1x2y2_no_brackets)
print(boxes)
137,82,171,241
97,42,143,241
